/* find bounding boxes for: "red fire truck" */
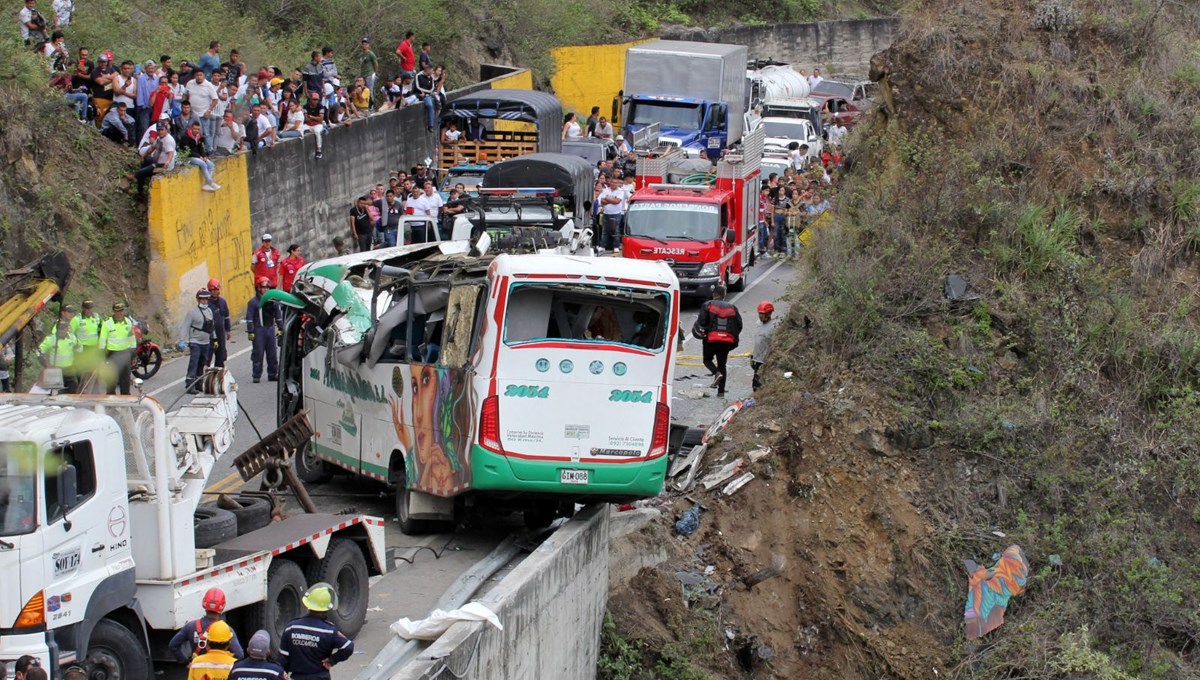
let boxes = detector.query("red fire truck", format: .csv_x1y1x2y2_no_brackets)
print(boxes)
621,128,764,297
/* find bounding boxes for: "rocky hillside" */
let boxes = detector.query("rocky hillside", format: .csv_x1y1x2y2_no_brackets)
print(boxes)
604,0,1200,678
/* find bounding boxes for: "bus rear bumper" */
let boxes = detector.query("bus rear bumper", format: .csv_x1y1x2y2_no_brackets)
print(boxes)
469,444,667,500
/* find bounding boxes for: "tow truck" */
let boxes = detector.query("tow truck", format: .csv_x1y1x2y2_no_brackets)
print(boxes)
622,128,764,297
0,255,386,676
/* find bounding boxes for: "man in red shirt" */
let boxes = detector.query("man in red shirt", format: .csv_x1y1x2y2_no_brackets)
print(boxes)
250,233,281,288
280,243,305,292
395,31,416,77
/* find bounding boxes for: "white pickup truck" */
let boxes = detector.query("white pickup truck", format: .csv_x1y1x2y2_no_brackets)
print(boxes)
0,376,386,676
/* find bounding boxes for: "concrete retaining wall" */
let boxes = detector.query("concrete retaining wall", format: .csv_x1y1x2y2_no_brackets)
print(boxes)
393,505,609,680
662,18,900,74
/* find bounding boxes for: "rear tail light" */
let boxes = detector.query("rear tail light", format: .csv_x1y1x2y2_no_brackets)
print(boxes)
13,590,45,629
648,402,670,459
479,396,502,453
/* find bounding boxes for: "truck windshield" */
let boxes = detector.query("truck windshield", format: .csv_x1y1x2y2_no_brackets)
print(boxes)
626,202,720,241
0,442,38,536
504,284,669,351
629,101,703,131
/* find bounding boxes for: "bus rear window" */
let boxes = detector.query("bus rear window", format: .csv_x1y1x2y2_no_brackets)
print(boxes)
504,284,669,350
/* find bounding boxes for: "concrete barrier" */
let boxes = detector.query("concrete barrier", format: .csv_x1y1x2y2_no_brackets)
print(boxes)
392,505,609,680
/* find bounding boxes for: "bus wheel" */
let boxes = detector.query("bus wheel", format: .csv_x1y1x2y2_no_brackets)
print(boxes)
84,620,151,680
523,503,557,530
295,442,333,484
396,483,430,535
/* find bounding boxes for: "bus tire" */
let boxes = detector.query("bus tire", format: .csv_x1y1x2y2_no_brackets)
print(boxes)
194,506,238,548
396,483,430,535
246,559,307,654
295,442,333,484
84,619,150,680
681,427,706,449
305,538,370,637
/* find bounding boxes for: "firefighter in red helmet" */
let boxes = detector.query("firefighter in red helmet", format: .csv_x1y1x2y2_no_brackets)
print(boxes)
168,587,245,662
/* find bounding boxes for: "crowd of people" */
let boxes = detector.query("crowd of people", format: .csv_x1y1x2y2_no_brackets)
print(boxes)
20,4,451,193
759,139,844,258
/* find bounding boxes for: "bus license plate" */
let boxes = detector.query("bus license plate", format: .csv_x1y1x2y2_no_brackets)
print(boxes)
561,469,589,485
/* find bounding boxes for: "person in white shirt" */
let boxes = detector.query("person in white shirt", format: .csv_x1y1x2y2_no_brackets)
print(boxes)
134,120,176,193
788,142,809,171
253,104,277,148
592,116,614,139
185,70,220,154
51,0,72,27
19,0,47,44
807,67,823,90
597,177,627,252
827,120,847,147
213,111,245,155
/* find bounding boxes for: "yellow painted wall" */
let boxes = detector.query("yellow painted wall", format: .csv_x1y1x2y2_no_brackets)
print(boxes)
147,154,253,337
488,69,537,134
549,39,652,123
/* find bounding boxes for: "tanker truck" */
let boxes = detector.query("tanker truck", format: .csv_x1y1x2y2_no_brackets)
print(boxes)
747,63,810,110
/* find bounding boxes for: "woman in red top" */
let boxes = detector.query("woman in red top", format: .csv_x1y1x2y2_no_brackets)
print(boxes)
149,75,174,126
280,244,305,292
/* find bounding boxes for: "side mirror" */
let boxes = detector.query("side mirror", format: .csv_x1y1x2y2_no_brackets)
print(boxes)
58,463,78,518
724,228,736,245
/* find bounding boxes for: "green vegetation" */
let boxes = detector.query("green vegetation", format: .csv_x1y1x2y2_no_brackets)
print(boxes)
771,0,1200,675
598,611,713,680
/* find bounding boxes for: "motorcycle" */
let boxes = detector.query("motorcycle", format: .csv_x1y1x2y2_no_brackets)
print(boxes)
131,320,162,380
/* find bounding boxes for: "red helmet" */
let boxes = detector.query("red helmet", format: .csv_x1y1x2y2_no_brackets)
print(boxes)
256,276,271,288
202,587,226,614
757,301,775,314
207,278,221,289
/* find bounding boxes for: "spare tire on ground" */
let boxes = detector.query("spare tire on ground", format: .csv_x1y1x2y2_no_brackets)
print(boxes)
194,506,238,548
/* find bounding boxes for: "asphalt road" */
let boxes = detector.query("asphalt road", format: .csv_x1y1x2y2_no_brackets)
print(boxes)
149,255,795,678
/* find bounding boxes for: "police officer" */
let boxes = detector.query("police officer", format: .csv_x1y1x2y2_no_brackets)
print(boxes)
38,322,79,393
169,587,245,662
186,620,237,680
70,300,103,391
182,289,216,394
692,284,743,399
245,277,281,383
280,583,354,680
230,630,286,679
100,302,137,395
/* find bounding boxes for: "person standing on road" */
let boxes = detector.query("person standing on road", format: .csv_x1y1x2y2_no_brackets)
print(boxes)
281,244,305,292
38,321,79,393
597,176,626,252
70,299,103,390
230,630,286,680
246,277,281,383
350,195,374,251
186,620,237,680
207,279,232,368
280,583,354,680
251,233,281,288
752,301,777,391
692,285,742,399
182,289,216,394
100,301,136,394
170,588,245,663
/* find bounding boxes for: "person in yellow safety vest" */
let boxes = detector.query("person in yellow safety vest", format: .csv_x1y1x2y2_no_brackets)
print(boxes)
70,299,103,391
38,322,80,393
186,620,237,680
101,301,137,395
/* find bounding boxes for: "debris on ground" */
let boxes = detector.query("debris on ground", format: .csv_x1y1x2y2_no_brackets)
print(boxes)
699,459,744,490
720,472,755,496
746,446,772,462
743,554,786,590
674,503,703,536
963,545,1030,639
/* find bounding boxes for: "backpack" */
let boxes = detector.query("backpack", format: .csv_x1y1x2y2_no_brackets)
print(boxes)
698,300,741,346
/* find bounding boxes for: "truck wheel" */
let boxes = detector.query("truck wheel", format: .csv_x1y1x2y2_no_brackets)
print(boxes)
84,619,151,680
247,559,307,654
396,483,429,535
225,494,272,536
194,506,238,548
730,267,748,292
305,538,370,637
295,442,333,484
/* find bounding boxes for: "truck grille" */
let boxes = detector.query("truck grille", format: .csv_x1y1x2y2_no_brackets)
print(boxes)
670,262,702,277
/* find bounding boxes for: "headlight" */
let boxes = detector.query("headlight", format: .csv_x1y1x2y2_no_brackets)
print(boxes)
698,263,719,277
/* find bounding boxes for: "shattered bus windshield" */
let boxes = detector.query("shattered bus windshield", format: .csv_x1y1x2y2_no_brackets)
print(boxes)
0,442,38,536
503,284,669,350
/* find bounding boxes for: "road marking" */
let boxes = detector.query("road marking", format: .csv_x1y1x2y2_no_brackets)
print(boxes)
205,469,243,494
146,346,254,397
679,258,788,350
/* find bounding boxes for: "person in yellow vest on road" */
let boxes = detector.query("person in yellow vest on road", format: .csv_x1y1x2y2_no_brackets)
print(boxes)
186,619,237,680
38,322,80,393
70,299,103,392
101,301,137,395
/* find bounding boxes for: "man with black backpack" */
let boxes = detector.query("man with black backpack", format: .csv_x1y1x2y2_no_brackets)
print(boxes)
692,285,743,399
19,0,47,45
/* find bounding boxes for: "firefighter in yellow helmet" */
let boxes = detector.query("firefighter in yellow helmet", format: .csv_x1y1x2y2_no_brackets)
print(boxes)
279,583,354,680
187,619,237,680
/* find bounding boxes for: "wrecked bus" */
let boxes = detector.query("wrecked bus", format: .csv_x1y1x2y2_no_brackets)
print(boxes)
266,243,680,532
